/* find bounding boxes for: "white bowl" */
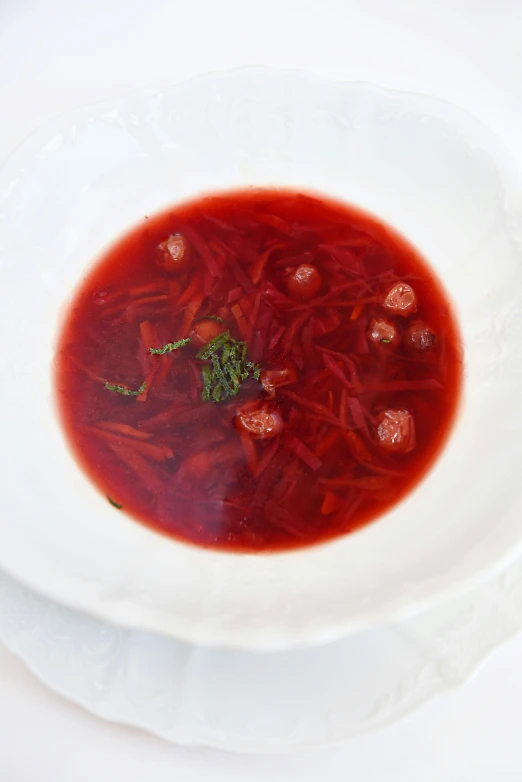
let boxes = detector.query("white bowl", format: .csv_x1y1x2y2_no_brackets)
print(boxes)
1,69,521,651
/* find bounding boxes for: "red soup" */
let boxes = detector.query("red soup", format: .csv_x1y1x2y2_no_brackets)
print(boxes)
56,189,462,552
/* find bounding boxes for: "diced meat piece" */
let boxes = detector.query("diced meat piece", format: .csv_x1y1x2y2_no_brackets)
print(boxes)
404,320,435,350
286,264,322,300
190,318,226,348
260,367,298,397
368,317,398,345
235,404,284,440
158,233,188,273
375,409,415,453
383,282,417,316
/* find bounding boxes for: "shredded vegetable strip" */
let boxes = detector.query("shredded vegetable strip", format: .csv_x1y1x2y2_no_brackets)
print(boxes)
106,441,166,494
96,422,152,440
180,292,205,338
239,431,258,475
90,428,173,462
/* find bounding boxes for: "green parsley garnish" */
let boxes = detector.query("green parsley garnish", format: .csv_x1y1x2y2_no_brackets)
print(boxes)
105,381,147,396
147,325,261,403
196,330,261,402
107,496,123,509
149,338,190,355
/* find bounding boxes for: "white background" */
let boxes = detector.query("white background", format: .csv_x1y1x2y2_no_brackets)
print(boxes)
2,0,522,778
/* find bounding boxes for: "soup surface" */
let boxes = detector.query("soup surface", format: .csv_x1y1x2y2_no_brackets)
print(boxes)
56,189,462,552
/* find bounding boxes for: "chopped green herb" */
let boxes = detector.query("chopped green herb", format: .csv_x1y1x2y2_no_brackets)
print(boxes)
201,365,213,401
247,361,261,381
380,339,392,344
149,338,190,355
196,330,261,403
196,330,233,360
116,321,261,406
105,381,147,396
107,496,123,509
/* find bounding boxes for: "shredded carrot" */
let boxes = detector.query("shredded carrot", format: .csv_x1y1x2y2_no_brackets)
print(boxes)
102,294,169,318
265,502,312,540
91,428,173,462
350,302,364,320
96,422,152,440
342,430,373,463
231,303,248,339
130,294,169,307
322,353,353,389
136,363,157,402
280,389,338,423
239,432,258,475
127,280,167,298
139,320,156,350
346,396,369,435
226,286,244,306
179,291,205,338
268,323,285,351
321,491,343,515
255,437,280,478
69,356,107,384
247,293,262,344
178,275,200,307
339,389,348,427
315,430,340,457
254,213,291,234
228,255,255,294
281,312,310,356
282,433,322,471
107,442,166,493
328,390,334,411
317,347,359,384
181,225,221,277
251,248,273,286
250,242,286,285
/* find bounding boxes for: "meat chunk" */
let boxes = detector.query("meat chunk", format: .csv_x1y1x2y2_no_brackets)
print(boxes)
286,264,322,300
235,404,284,440
368,317,398,345
375,409,415,453
190,318,226,348
260,367,298,397
158,233,188,273
404,320,435,350
383,282,417,316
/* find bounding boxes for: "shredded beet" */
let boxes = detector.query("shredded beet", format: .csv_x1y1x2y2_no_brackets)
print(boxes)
282,432,323,471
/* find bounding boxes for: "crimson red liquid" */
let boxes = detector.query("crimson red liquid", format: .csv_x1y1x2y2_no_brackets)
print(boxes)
55,189,462,552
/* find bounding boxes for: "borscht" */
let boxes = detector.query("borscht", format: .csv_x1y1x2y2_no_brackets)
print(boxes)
55,189,462,552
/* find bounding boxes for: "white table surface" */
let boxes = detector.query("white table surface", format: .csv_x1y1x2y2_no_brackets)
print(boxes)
2,0,522,778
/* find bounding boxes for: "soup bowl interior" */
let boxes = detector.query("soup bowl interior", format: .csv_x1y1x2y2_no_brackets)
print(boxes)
1,69,522,649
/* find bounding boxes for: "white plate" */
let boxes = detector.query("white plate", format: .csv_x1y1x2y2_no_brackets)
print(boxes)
1,69,522,650
2,557,522,753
